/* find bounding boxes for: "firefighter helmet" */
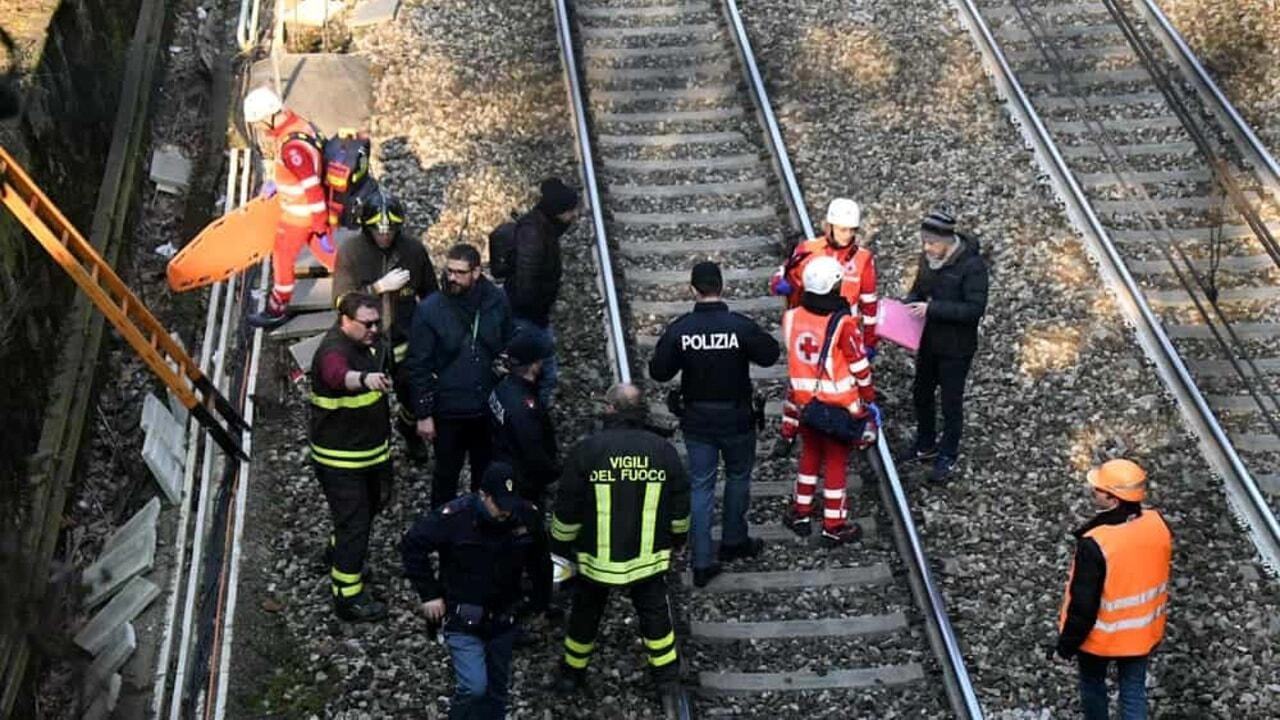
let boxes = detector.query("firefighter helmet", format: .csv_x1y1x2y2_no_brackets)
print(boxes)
802,255,844,296
1087,458,1147,503
361,189,405,237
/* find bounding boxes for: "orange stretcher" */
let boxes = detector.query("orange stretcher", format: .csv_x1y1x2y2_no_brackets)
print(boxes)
167,196,280,292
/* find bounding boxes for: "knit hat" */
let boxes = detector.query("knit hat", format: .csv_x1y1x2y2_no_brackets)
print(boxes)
479,462,521,512
536,177,580,216
921,209,957,239
506,330,555,366
690,261,723,294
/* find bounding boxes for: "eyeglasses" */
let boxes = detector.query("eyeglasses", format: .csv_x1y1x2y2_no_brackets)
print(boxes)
347,316,381,330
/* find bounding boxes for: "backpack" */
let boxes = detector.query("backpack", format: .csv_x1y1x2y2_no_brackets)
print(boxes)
322,129,374,228
487,210,522,280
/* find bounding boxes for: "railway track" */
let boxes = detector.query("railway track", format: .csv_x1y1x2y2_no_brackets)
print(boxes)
556,0,980,715
953,0,1280,568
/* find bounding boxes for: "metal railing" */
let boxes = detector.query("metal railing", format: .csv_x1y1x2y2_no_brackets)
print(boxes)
721,2,983,717
947,0,1280,574
551,0,631,385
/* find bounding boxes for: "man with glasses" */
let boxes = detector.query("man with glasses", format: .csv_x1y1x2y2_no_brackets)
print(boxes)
309,292,395,621
408,243,513,508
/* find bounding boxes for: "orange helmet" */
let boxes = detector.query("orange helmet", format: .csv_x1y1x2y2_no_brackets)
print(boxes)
1087,459,1147,503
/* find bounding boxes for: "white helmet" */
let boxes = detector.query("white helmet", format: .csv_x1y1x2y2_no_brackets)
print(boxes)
826,198,861,228
243,87,284,123
802,256,844,295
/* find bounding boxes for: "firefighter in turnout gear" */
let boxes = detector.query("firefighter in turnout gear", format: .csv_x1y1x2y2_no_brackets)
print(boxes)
309,293,393,621
781,256,878,547
769,198,879,355
332,189,438,463
548,384,690,712
242,87,336,329
1056,459,1172,720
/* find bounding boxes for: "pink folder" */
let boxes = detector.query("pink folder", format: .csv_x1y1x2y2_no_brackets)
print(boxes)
878,299,925,352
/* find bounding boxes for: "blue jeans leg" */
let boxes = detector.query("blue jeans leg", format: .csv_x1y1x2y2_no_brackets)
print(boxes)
683,435,719,571
444,630,488,719
1116,655,1149,720
1077,652,1110,720
719,432,756,549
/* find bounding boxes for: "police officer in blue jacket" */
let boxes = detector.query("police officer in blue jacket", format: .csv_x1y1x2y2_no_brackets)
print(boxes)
648,261,781,587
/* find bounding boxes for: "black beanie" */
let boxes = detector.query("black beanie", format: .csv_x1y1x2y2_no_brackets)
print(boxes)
536,177,580,216
921,209,957,238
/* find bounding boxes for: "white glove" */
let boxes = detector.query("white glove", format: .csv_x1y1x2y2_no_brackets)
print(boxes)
371,267,411,295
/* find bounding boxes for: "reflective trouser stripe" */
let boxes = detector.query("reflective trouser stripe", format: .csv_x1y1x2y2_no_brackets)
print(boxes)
331,568,363,597
311,441,391,469
564,636,594,668
394,342,409,363
331,568,360,584
645,631,677,667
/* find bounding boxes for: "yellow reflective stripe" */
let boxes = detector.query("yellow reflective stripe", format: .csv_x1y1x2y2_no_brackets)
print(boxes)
640,482,660,558
564,653,590,669
648,648,677,667
578,551,670,584
331,568,361,584
564,637,594,655
671,516,690,534
310,390,384,410
333,582,364,597
595,485,611,564
394,342,408,362
551,516,581,542
311,444,391,469
644,631,674,651
311,441,390,459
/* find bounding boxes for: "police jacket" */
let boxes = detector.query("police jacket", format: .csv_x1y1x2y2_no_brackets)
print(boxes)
648,300,780,437
905,234,989,357
1058,503,1172,659
331,231,438,353
504,209,566,327
488,374,560,498
550,411,690,585
400,495,542,618
407,278,512,420
308,326,391,470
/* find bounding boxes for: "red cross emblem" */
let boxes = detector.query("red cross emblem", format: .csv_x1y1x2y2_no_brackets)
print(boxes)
795,331,821,365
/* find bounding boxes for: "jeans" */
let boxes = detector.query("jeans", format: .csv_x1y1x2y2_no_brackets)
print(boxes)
444,625,516,720
912,349,974,459
685,431,757,570
1078,652,1149,720
512,318,558,407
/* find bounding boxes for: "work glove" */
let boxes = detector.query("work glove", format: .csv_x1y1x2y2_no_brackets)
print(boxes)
864,345,878,362
866,402,883,429
258,180,277,199
316,231,335,254
769,274,793,297
372,267,411,295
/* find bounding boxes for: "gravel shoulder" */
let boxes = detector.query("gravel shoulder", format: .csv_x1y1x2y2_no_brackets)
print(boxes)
742,0,1280,716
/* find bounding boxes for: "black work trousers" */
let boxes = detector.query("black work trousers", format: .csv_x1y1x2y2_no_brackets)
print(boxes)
431,415,493,508
562,574,678,683
911,349,975,459
316,461,393,598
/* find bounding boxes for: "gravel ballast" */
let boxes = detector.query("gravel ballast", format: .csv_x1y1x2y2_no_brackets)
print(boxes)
741,0,1280,716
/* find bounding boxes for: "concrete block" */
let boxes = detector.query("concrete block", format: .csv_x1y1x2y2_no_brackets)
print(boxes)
348,0,399,27
141,394,184,458
83,623,135,698
82,672,121,720
74,577,159,655
270,309,335,341
167,390,190,429
291,277,334,311
84,526,156,607
142,431,183,505
102,497,161,556
149,145,192,195
250,55,372,136
289,331,326,374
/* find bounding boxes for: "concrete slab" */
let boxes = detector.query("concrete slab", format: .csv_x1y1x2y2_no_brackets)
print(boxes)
348,0,399,27
291,276,335,311
270,309,335,341
74,577,159,655
83,623,135,697
141,393,185,459
289,331,326,373
698,663,924,693
250,55,372,136
142,430,182,505
84,526,156,607
690,612,907,641
103,497,161,555
682,564,892,593
82,672,121,720
149,145,192,195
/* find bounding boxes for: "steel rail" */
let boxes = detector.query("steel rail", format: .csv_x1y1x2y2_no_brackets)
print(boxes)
236,0,263,52
948,0,1280,573
551,0,631,384
721,2,983,716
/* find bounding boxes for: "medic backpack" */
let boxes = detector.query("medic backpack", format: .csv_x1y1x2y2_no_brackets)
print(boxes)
322,129,374,228
487,210,522,281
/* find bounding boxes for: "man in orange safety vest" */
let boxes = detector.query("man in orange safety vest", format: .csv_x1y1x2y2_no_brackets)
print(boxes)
242,87,336,329
1055,458,1172,720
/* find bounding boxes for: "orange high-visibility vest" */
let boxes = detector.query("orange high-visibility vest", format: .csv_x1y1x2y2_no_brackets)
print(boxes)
779,238,879,342
782,307,873,416
269,111,328,230
1059,509,1172,657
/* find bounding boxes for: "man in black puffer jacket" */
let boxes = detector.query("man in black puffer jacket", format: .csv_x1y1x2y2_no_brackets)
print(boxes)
503,177,579,407
408,243,513,508
904,209,989,484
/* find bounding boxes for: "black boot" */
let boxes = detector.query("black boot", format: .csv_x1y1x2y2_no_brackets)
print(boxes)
397,419,430,464
334,591,388,622
246,303,294,329
657,682,684,718
548,662,588,695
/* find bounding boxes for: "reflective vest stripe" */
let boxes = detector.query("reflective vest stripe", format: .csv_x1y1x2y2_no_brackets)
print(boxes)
577,551,671,584
394,342,409,363
1101,582,1167,612
1093,603,1166,634
594,485,611,566
790,377,856,394
310,440,390,469
550,517,581,542
639,483,661,557
310,390,384,410
284,201,328,216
